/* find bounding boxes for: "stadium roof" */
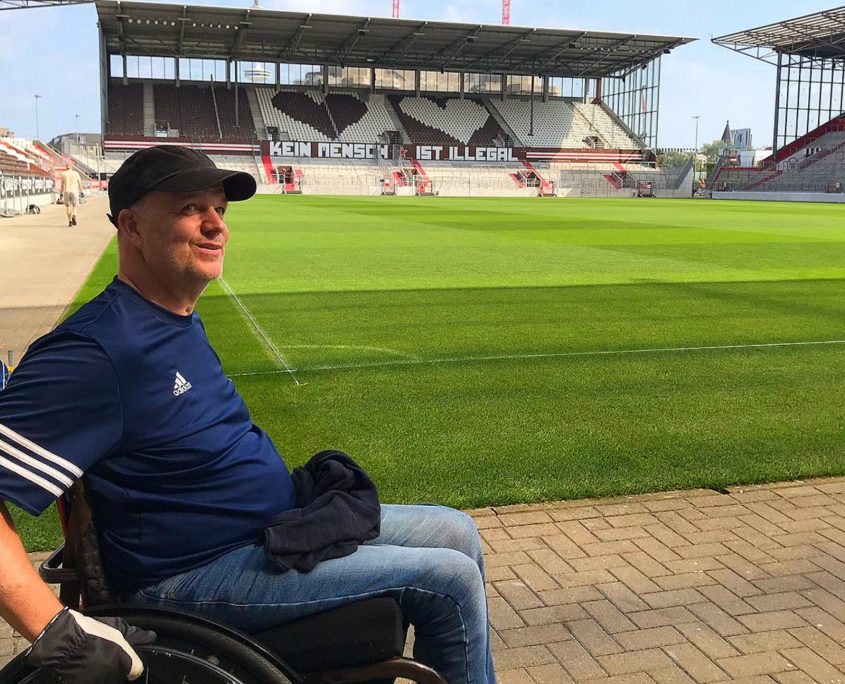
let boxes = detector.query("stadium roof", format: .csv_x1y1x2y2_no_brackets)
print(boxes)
713,6,845,64
0,0,92,9
95,0,694,79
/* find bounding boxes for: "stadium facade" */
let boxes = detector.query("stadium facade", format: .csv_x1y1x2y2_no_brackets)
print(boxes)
710,6,845,200
86,0,696,198
17,2,845,203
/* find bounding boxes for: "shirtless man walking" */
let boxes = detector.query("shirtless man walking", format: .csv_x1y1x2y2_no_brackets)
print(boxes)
59,162,83,227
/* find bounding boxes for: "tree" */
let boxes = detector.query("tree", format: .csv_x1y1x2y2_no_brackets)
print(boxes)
656,149,693,167
699,140,725,164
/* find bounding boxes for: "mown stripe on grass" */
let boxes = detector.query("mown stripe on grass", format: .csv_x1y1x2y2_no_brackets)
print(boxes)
227,338,845,376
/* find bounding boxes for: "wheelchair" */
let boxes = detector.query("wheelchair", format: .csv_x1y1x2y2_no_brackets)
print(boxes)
0,482,447,684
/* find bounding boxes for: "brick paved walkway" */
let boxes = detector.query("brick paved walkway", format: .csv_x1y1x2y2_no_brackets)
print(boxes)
2,477,844,682
476,478,845,684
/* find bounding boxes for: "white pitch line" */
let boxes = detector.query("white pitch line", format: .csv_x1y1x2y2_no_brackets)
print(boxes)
227,338,845,377
280,343,421,360
218,276,302,386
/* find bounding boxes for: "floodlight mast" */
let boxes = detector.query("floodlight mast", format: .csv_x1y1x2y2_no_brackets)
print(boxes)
502,0,510,25
392,0,399,18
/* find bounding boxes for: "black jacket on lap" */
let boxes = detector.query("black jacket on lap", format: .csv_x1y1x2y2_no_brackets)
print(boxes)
263,450,381,572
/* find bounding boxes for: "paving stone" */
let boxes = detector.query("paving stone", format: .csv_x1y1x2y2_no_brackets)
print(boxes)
643,523,689,549
598,581,651,613
642,589,707,610
521,604,589,626
582,674,656,684
787,625,845,666
772,671,819,684
490,537,549,553
675,621,741,659
648,666,697,684
609,565,662,594
794,607,845,643
549,639,607,680
598,648,675,675
594,527,653,543
499,623,572,649
660,557,724,575
750,575,818,594
727,630,803,654
568,619,624,657
664,642,730,683
495,579,544,611
497,511,555,527
511,564,560,593
486,550,533,567
549,506,602,522
493,644,557,670
489,595,526,630
653,572,716,591
494,667,536,684
525,662,576,684
543,534,588,560
557,521,603,547
780,647,845,684
569,554,631,573
538,585,603,606
736,611,809,632
707,568,764,597
632,538,683,564
705,544,768,589
697,585,757,615
525,548,574,575
487,565,518,582
614,626,686,651
675,543,731,560
628,607,698,629
582,600,638,634
554,570,617,588
623,550,673,577
745,592,814,613
584,541,641,558
507,523,561,540
689,602,750,637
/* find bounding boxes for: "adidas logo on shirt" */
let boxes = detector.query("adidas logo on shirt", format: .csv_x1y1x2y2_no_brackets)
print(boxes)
172,371,192,397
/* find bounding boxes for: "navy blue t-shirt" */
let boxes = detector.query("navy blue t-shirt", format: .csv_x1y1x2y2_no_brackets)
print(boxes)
0,278,296,591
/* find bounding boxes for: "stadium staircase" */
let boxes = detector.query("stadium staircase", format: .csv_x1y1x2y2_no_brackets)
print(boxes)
246,90,268,141
142,83,155,137
483,98,522,145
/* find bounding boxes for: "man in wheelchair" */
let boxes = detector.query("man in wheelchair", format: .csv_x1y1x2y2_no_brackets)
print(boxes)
0,146,496,684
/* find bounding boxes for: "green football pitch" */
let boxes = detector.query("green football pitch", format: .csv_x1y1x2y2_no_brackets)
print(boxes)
11,196,845,549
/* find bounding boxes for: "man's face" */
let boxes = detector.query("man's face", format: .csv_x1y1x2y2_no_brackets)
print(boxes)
128,185,229,289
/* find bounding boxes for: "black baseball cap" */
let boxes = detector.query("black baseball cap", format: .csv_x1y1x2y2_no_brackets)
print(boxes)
107,146,256,227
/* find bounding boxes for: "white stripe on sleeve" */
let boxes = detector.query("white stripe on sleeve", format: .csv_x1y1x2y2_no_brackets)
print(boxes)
0,438,74,488
0,423,84,477
0,455,64,498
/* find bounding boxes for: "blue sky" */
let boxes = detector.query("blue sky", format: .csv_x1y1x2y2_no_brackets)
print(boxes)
0,0,836,147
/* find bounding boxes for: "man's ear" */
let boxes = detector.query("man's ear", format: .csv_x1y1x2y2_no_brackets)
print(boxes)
117,208,143,248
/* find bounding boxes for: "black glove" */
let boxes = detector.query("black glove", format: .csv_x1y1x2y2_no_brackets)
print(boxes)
26,607,156,683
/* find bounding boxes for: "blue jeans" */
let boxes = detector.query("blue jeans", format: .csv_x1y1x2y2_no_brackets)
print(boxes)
129,504,496,684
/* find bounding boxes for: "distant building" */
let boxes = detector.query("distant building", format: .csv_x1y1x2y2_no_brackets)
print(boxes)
731,128,752,149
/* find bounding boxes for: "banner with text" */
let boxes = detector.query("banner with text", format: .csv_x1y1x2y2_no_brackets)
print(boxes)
263,141,523,163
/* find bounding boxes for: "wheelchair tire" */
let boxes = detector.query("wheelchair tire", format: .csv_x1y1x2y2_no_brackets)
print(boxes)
0,607,298,684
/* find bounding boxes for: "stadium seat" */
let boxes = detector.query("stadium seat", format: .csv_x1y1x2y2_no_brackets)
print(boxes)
386,95,508,146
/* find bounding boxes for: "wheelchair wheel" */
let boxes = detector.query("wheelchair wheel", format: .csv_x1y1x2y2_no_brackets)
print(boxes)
0,607,298,684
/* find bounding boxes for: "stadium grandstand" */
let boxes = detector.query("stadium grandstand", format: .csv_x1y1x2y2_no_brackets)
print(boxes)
0,130,88,217
89,0,694,198
710,6,845,201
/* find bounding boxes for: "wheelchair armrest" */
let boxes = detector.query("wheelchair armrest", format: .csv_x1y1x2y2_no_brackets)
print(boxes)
38,544,79,585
